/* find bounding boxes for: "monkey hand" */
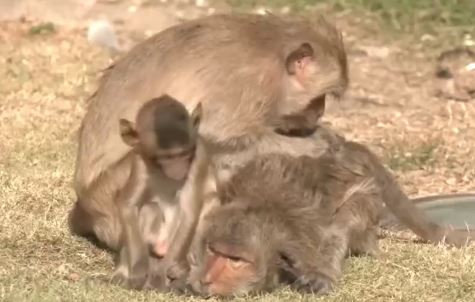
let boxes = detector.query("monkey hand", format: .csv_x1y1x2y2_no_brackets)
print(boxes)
165,260,191,293
166,260,189,279
142,257,169,291
126,272,149,290
109,268,147,290
292,272,334,295
110,271,126,286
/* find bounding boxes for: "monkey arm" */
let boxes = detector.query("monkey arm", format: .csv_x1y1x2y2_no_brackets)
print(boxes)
114,158,150,289
163,142,211,280
280,226,348,295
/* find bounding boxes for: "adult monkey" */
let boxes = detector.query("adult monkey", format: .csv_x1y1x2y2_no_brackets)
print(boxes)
68,13,349,251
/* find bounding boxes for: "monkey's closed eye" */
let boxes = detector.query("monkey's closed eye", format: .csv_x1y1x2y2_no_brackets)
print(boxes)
227,255,243,263
226,256,246,269
207,244,248,267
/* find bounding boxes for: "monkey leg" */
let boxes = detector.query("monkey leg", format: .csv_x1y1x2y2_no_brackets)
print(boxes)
111,245,133,286
92,215,122,251
70,185,123,251
342,187,383,257
71,158,132,251
348,227,379,257
68,200,94,237
68,200,121,251
283,228,349,295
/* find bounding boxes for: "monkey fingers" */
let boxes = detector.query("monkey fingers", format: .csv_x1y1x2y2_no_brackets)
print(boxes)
166,259,190,280
142,258,169,291
126,273,149,290
291,272,334,295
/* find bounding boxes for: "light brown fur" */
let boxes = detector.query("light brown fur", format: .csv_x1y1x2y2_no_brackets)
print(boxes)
69,13,349,251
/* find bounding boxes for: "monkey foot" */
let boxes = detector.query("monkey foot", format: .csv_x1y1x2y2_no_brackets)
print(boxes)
109,270,149,290
142,272,168,291
109,271,128,286
166,261,189,281
126,274,149,290
167,277,190,294
292,272,334,295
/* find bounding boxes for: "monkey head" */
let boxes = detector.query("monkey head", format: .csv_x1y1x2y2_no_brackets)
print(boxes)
119,94,202,181
281,17,348,118
188,201,286,297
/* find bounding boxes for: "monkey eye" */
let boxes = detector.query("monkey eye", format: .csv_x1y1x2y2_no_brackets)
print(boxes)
227,256,245,268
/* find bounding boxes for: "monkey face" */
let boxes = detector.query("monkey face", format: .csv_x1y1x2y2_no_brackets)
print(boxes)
189,204,279,297
189,242,260,297
119,95,202,182
149,145,196,182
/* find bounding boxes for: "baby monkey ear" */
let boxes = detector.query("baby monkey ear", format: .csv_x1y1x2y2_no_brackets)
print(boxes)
119,119,139,147
190,102,203,129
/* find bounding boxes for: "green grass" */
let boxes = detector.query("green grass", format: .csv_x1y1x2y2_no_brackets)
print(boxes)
227,0,475,31
386,141,440,172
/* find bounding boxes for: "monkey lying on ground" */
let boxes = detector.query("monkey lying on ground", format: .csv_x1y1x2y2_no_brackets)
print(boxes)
69,12,349,253
110,95,214,289
187,126,474,297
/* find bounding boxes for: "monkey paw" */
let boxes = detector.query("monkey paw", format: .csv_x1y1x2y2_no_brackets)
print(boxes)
143,272,168,291
126,273,149,290
110,269,148,290
109,271,128,286
167,261,189,281
292,272,334,295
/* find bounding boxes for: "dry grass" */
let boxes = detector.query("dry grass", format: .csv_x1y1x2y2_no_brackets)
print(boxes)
1,16,475,302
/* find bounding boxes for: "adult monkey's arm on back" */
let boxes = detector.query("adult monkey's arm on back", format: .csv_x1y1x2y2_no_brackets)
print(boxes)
68,13,349,250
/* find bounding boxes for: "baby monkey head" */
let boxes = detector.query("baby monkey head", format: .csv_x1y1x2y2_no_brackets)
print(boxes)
189,201,285,297
119,94,202,181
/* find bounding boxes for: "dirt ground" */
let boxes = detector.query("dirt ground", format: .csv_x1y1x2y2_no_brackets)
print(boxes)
0,0,474,301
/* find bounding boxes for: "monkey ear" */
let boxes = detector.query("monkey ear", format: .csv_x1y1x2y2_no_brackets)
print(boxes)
286,43,314,78
190,102,203,129
119,119,139,147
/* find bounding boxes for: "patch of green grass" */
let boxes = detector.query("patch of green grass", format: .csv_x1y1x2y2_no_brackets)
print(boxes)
386,142,439,172
28,22,56,36
227,0,475,31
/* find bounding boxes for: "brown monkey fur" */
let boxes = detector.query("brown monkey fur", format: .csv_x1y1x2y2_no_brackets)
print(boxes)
69,12,349,251
108,95,212,289
187,126,474,297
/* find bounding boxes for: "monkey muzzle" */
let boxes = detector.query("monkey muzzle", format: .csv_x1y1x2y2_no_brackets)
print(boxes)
158,147,196,181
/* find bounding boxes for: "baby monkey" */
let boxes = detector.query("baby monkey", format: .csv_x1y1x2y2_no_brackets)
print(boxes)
113,95,207,289
187,103,473,297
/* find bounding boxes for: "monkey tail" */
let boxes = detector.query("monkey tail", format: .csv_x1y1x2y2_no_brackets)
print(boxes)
379,171,473,247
